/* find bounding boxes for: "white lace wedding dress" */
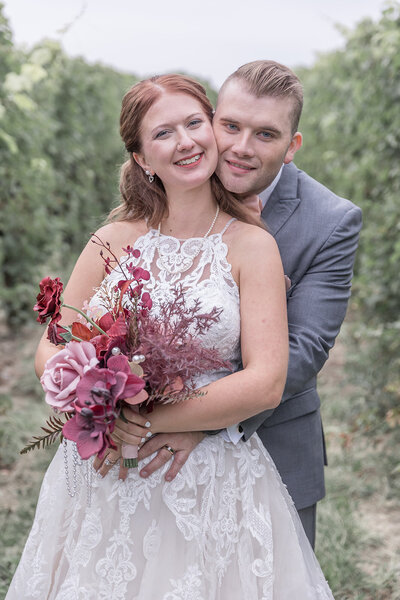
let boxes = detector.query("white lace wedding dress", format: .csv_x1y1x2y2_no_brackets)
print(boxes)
7,220,334,599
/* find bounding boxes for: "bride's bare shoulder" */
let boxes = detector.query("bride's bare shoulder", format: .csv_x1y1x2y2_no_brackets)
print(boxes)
226,220,277,255
90,220,148,256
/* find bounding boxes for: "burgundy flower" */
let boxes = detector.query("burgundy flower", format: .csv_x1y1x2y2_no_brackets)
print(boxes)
140,292,152,313
91,334,112,362
122,245,140,258
107,315,128,338
47,322,68,345
98,312,115,332
33,277,63,324
133,266,150,281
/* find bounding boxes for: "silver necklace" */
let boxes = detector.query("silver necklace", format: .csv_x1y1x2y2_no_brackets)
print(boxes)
156,205,220,275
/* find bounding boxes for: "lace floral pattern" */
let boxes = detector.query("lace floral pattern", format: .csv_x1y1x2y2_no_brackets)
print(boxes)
7,224,334,599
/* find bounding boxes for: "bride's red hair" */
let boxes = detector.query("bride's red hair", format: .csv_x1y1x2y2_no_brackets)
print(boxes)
108,74,260,227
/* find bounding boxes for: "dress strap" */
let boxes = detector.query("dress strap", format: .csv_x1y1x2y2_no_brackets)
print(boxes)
220,218,237,236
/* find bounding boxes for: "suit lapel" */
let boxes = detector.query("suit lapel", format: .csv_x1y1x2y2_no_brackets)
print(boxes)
261,162,300,236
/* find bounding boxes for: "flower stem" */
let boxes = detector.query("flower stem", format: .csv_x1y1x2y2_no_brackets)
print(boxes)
62,304,109,336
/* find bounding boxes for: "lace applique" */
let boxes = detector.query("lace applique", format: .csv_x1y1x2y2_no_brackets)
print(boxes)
143,520,162,560
163,565,203,600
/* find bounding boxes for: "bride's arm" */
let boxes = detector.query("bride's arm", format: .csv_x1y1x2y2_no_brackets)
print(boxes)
128,227,288,435
34,222,133,377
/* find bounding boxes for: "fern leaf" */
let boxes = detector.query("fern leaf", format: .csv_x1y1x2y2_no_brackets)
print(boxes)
20,413,71,455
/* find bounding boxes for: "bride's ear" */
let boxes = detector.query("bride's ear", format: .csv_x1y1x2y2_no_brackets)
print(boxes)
132,152,150,172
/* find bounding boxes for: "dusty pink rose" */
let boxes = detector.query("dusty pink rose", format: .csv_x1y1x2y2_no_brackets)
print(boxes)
40,341,99,411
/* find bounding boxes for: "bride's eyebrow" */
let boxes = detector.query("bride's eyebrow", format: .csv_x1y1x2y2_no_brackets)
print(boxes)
151,113,203,135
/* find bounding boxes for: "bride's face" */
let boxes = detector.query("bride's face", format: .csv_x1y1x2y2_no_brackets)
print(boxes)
134,92,218,193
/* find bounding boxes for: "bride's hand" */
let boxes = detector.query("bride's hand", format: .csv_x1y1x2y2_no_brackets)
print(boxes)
138,431,205,481
93,446,127,480
112,405,153,447
93,407,152,480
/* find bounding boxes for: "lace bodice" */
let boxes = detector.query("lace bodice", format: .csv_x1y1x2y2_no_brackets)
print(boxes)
90,218,241,386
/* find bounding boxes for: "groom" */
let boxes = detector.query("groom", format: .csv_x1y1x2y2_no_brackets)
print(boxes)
121,61,362,547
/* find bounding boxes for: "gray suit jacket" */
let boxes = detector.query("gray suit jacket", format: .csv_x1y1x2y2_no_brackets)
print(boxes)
240,162,362,510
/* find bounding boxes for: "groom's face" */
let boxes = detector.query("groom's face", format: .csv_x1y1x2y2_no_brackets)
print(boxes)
213,80,301,196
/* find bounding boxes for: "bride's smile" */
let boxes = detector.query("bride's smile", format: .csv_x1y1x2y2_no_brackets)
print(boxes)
133,92,218,195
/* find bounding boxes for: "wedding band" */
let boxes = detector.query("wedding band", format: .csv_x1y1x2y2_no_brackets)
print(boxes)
105,457,118,466
162,445,175,456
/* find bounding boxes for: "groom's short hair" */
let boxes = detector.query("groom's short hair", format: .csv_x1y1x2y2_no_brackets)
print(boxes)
220,60,303,134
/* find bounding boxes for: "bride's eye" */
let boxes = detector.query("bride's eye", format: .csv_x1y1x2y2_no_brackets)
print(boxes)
188,119,202,128
154,129,170,139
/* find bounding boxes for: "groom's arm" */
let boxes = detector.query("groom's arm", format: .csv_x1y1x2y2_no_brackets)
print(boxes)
240,204,362,440
105,204,362,479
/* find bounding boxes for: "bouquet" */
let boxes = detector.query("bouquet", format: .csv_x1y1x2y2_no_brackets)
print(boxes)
22,235,230,470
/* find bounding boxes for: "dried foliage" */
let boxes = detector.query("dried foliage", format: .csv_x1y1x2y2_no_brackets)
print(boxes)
20,414,71,454
138,286,231,403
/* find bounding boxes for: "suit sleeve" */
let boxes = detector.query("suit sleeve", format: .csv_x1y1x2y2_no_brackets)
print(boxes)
240,204,362,440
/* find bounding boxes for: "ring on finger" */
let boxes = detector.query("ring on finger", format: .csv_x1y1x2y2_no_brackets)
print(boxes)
162,445,175,456
105,457,119,466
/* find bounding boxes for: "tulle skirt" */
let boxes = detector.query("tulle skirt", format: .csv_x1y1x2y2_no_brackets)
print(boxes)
6,434,334,599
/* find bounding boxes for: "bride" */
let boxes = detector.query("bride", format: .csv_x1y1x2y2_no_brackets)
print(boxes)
7,74,334,599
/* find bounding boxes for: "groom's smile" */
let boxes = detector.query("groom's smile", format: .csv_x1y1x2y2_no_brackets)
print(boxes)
213,79,302,196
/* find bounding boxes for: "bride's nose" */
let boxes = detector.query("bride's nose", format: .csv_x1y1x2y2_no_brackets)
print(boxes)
176,129,195,152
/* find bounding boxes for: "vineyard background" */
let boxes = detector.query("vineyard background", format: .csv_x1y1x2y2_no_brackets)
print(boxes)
0,2,399,597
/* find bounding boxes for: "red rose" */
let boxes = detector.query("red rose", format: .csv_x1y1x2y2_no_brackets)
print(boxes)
33,277,63,324
47,322,67,345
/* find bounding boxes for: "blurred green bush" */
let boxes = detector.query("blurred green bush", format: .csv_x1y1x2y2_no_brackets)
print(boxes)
0,5,136,324
296,2,400,468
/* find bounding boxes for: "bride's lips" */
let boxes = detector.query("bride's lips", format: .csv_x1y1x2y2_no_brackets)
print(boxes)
174,152,204,168
226,159,255,173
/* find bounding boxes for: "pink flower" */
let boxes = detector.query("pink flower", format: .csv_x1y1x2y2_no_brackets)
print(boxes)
62,355,147,459
75,355,146,410
62,410,114,459
40,341,99,412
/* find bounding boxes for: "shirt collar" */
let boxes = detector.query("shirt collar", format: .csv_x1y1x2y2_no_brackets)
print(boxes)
260,165,284,209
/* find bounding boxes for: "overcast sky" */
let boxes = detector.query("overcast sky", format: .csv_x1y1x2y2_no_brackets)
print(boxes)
3,0,386,88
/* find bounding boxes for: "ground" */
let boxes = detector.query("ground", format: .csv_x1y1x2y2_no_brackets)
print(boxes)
0,323,399,599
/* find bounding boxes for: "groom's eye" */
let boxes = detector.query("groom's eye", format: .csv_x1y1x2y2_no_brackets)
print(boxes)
259,131,273,139
226,123,239,132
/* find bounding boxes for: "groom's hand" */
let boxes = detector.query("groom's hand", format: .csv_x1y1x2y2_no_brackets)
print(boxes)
138,432,205,481
241,194,262,217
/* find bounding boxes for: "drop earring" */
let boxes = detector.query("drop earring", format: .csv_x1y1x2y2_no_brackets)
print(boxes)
145,170,154,183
